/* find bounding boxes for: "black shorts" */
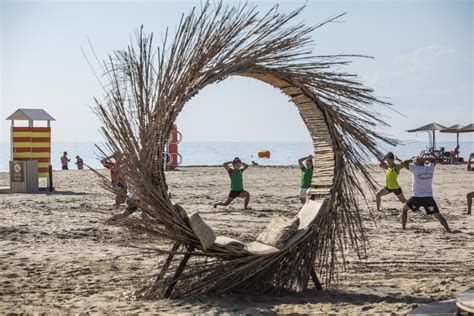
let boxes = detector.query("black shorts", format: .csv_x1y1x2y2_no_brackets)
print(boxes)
62,165,68,170
406,196,440,215
385,187,403,196
112,183,127,191
125,199,139,214
229,190,244,199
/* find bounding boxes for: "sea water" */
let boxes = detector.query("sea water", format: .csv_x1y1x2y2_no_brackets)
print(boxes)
1,141,473,172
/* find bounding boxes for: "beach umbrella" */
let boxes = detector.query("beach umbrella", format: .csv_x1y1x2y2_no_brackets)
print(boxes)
407,122,447,150
440,124,464,147
458,123,474,133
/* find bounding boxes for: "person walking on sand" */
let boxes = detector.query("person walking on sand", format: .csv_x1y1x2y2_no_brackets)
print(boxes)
213,157,250,209
75,155,84,170
376,152,407,211
298,154,314,204
101,153,127,208
400,157,452,232
60,151,70,170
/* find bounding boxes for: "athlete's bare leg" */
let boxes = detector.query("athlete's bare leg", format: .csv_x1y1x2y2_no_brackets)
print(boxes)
433,213,452,233
376,188,390,211
239,191,250,209
396,193,407,204
214,197,234,208
401,204,409,229
467,192,474,215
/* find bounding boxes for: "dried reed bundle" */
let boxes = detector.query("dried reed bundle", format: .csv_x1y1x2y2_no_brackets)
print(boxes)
92,1,397,298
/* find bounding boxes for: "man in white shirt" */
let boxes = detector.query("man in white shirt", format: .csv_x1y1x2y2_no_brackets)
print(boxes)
400,157,451,232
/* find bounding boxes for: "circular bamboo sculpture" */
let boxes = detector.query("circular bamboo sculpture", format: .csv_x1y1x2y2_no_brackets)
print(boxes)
93,2,396,298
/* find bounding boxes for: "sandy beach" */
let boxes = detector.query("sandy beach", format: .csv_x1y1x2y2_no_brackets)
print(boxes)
0,164,473,314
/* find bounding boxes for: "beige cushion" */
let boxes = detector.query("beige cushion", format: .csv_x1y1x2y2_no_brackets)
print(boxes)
189,212,216,250
245,241,279,255
256,215,299,248
215,236,245,250
213,237,279,255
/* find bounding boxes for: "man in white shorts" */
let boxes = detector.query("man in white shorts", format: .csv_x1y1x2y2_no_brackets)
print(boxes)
298,154,314,204
400,157,451,232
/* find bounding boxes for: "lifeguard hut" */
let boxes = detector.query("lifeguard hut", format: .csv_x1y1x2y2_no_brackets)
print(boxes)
6,108,55,193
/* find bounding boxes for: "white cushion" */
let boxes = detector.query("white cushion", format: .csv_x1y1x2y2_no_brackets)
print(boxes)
296,199,326,229
284,199,327,248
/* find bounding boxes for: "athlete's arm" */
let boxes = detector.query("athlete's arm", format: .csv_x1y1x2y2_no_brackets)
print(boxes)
101,156,113,166
241,162,249,172
223,161,232,172
298,156,307,169
424,157,436,165
298,155,312,169
395,156,404,171
401,159,412,170
394,164,402,173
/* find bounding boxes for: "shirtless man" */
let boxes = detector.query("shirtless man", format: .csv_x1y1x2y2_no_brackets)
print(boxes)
400,157,451,232
75,155,84,170
60,152,70,170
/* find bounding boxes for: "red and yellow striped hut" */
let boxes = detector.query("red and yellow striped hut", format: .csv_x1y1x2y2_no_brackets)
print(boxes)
6,109,55,178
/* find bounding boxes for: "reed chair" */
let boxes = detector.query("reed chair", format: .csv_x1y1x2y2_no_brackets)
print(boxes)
91,1,397,298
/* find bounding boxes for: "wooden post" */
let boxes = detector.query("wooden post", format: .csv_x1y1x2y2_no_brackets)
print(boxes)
48,165,54,192
310,268,322,291
164,246,195,298
152,243,180,289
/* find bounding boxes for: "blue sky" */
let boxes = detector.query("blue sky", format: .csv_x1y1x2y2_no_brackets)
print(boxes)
0,0,472,144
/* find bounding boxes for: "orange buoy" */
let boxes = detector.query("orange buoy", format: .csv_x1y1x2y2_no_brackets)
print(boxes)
258,150,271,158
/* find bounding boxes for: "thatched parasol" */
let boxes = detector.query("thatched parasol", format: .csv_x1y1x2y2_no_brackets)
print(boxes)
91,2,397,298
407,122,447,151
440,124,464,147
459,123,474,133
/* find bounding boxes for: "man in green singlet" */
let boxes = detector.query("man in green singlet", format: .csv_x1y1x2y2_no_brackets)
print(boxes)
298,154,314,204
213,157,250,209
376,152,407,212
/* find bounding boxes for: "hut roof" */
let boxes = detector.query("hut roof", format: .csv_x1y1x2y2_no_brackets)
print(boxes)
6,108,55,121
407,122,446,132
440,124,464,133
459,123,474,133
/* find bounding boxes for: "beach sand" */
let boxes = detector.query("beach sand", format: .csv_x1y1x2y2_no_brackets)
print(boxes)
0,165,473,314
